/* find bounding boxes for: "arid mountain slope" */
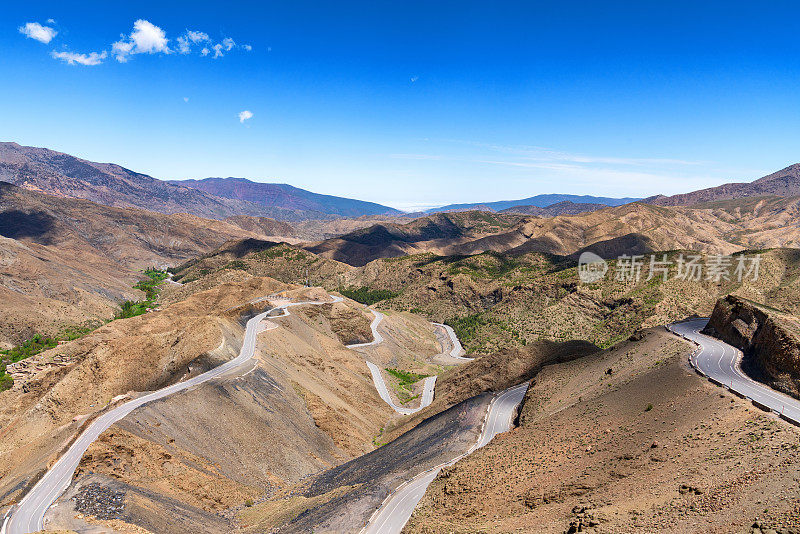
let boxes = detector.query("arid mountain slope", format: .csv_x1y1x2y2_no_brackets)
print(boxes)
0,277,286,508
171,177,401,218
0,183,270,345
647,163,800,206
304,198,800,267
500,200,608,216
0,142,275,220
172,235,800,353
305,211,525,266
404,328,800,533
4,278,450,533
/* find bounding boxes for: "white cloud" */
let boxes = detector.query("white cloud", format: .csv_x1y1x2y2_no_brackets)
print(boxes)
32,19,249,66
183,96,189,103
186,30,210,44
46,18,55,24
238,110,253,123
19,22,57,44
51,50,107,66
177,30,210,54
112,19,169,62
130,19,169,53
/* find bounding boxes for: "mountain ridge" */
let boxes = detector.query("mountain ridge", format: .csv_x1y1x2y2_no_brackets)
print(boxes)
168,177,401,218
645,163,800,206
428,193,639,213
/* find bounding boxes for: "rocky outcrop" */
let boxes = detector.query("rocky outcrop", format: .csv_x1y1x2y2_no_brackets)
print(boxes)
703,295,800,399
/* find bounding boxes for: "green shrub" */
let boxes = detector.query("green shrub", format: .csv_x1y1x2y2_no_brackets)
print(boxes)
338,286,399,305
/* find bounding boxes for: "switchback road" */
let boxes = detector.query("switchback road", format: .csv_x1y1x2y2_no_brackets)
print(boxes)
669,319,800,424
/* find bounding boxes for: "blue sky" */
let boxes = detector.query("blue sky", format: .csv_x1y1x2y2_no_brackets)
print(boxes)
3,1,800,210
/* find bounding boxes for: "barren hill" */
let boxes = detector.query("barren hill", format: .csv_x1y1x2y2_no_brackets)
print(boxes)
170,177,401,218
305,211,524,266
0,142,278,220
500,200,608,216
647,163,800,206
0,183,273,345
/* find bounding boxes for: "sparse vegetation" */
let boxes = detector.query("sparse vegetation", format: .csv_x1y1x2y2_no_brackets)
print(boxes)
223,260,249,270
338,286,400,305
0,325,97,392
116,268,169,319
386,367,429,403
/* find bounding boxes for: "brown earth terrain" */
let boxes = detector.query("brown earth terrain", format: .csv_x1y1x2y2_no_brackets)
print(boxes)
235,337,595,533
647,163,800,206
0,277,287,508
404,328,800,533
171,234,800,353
704,295,800,400
0,182,277,346
28,280,454,533
0,142,273,219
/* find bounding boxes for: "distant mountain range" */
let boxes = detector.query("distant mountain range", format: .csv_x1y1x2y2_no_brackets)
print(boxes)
428,194,640,213
499,200,609,216
0,142,399,221
645,163,800,206
168,177,401,218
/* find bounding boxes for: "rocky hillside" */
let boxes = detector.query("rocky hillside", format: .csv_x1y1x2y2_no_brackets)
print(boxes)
647,163,800,206
0,142,279,220
500,200,608,216
0,183,273,346
171,177,401,218
305,211,524,266
404,328,800,533
303,198,800,267
704,295,800,399
171,232,800,354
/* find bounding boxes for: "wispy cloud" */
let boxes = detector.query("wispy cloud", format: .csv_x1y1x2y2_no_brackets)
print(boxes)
19,22,57,44
388,141,721,197
51,50,107,66
238,110,253,123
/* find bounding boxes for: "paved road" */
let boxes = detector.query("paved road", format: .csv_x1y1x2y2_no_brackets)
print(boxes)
361,382,530,534
669,319,800,424
347,308,437,415
431,323,473,361
4,296,337,534
364,361,436,416
346,308,385,349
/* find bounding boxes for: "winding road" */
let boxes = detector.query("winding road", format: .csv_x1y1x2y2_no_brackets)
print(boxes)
361,382,530,534
669,319,800,424
3,296,339,534
431,323,472,361
347,308,437,416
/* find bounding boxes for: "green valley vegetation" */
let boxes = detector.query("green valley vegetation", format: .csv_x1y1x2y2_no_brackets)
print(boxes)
385,367,430,402
0,326,95,392
1,268,169,392
338,286,400,305
116,268,168,319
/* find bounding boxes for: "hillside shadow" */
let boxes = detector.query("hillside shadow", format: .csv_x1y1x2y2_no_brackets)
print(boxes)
0,210,56,244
